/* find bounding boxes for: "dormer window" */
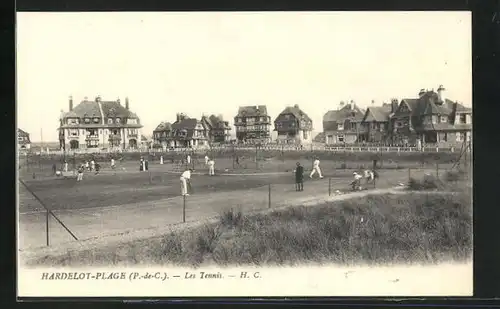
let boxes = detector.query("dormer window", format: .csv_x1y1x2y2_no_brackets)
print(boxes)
84,117,90,124
127,118,137,125
116,118,121,124
108,118,113,124
338,123,344,130
93,117,100,123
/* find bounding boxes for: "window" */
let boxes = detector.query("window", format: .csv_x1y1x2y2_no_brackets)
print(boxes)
459,114,467,124
432,116,437,124
261,117,266,122
84,118,90,124
371,122,377,130
108,118,113,124
351,122,357,130
93,117,100,123
303,131,308,140
18,137,23,142
440,116,447,123
338,123,344,130
70,129,79,136
116,118,121,124
337,134,345,143
113,130,118,135
396,121,402,128
127,118,137,124
68,118,79,125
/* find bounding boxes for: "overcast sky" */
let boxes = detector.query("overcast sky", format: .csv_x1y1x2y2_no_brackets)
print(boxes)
17,11,471,142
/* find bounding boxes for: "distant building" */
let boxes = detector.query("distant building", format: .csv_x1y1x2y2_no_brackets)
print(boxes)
17,128,31,150
152,121,172,149
201,114,231,144
358,100,398,143
391,86,472,146
58,96,143,150
274,104,313,144
234,105,272,144
323,101,365,145
167,113,210,148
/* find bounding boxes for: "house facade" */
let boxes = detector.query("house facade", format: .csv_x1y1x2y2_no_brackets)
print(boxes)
201,114,231,144
358,100,398,143
274,104,313,144
165,113,210,148
58,96,143,150
152,121,172,149
17,128,31,150
234,105,272,144
323,101,365,145
391,86,472,146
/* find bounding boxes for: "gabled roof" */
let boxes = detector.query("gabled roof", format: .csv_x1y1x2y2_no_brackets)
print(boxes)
398,91,471,117
323,103,365,122
276,105,312,123
17,128,29,136
153,121,172,132
236,105,269,117
363,104,392,122
101,101,135,118
171,118,198,130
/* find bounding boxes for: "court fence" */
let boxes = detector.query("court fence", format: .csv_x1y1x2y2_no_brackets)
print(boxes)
18,162,470,249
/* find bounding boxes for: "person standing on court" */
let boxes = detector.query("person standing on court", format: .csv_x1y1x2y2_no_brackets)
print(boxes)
294,162,304,191
180,168,192,196
309,156,324,179
208,159,215,176
205,154,209,165
63,160,68,172
111,158,115,169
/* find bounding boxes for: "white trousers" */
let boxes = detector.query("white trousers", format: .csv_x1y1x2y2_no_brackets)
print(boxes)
310,167,323,177
180,177,188,195
77,172,83,181
64,163,68,172
205,159,209,165
209,166,214,175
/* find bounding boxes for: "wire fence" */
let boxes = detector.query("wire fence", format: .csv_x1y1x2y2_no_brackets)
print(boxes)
18,160,470,249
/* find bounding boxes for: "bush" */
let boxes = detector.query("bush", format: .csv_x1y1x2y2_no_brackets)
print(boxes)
26,191,472,267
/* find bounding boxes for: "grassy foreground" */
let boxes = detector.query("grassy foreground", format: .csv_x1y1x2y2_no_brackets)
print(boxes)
25,191,472,268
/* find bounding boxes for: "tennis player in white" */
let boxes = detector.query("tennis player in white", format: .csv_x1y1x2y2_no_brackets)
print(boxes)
180,168,192,196
309,157,324,179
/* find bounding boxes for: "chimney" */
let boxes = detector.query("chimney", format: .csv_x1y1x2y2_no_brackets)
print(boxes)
390,98,399,113
84,96,88,101
125,97,129,110
69,96,73,111
294,104,299,109
371,100,375,105
418,89,426,98
437,85,446,103
96,95,101,103
117,97,121,105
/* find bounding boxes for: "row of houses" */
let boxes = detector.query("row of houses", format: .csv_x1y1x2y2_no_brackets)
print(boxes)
18,85,472,151
323,86,472,147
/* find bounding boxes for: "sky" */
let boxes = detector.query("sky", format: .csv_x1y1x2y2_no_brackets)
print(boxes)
16,11,471,142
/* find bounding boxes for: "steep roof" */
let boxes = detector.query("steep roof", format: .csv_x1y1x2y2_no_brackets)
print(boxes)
153,121,172,132
171,118,198,130
63,98,139,120
276,105,312,123
236,105,269,117
323,103,365,122
363,104,392,122
399,91,471,117
17,128,29,136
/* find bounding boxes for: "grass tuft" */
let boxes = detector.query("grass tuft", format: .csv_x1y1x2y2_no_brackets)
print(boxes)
25,191,472,267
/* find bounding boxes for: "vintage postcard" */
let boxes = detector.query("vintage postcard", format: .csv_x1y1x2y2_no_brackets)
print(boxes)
16,11,473,298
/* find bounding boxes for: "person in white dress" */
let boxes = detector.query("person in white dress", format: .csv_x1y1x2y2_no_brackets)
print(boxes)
363,169,375,183
208,159,215,176
90,160,95,171
180,168,192,196
205,155,209,165
309,157,324,179
352,172,363,190
187,154,191,165
111,158,115,169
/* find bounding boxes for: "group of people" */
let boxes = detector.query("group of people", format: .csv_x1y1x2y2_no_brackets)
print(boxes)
293,157,379,192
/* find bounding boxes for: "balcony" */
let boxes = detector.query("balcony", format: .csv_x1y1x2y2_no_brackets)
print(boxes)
85,135,99,141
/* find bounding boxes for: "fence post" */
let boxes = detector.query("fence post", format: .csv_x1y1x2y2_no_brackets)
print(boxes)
408,168,411,181
436,163,439,178
328,178,331,196
183,195,186,223
149,169,152,184
268,184,271,209
46,209,49,246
